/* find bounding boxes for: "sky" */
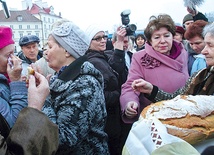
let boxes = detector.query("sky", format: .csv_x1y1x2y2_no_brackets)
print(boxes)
3,0,214,33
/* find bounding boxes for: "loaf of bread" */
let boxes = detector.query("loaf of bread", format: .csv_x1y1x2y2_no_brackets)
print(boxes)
140,95,214,145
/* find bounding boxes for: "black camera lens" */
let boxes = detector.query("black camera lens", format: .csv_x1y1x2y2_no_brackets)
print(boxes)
126,24,137,36
128,24,137,31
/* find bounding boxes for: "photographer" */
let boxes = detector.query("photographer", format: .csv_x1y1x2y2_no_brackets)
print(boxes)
107,9,136,80
108,26,135,155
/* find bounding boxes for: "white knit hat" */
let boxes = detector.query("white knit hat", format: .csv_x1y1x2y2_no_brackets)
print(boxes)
51,21,90,59
85,24,105,42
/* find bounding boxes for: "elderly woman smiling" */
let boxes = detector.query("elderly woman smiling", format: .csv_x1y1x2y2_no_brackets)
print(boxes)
120,14,189,124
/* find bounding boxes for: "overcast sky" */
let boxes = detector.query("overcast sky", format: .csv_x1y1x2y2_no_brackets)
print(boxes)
3,0,214,32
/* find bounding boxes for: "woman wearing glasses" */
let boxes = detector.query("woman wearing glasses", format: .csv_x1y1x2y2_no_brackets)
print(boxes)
85,25,128,155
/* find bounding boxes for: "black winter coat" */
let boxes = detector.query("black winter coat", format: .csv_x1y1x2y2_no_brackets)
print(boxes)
86,49,121,154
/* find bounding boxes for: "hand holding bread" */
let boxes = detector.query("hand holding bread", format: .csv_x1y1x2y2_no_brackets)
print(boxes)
28,71,50,110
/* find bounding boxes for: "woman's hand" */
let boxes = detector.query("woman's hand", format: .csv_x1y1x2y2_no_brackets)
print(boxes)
125,101,138,119
7,54,22,81
132,79,153,95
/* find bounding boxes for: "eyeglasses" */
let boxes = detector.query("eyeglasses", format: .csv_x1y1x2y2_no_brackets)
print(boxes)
92,35,108,42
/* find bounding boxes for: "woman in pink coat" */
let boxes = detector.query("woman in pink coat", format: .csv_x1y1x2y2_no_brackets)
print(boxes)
120,14,189,123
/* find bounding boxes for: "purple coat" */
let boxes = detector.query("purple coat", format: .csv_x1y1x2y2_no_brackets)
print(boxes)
120,41,189,123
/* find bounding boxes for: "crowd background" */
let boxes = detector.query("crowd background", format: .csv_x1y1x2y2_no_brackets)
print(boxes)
0,0,214,154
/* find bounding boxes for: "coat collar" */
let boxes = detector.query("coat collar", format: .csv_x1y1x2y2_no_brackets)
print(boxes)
144,41,186,72
58,55,87,82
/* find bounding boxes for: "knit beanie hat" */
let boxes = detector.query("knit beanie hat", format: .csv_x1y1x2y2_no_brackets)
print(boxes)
51,21,90,59
175,26,185,35
0,26,15,49
183,14,193,24
85,24,105,42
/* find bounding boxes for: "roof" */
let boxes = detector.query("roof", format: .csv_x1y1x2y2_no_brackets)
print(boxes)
0,10,41,22
27,3,50,14
27,4,60,18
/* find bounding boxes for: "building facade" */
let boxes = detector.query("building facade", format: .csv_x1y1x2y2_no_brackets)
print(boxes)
0,0,62,53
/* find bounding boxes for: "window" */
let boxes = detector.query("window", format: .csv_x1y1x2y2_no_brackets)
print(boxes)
35,25,38,29
10,25,13,29
19,25,22,29
36,33,39,37
27,25,30,29
20,33,23,38
50,7,54,14
17,15,23,21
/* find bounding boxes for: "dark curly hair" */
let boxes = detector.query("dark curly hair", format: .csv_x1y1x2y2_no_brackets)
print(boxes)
144,14,176,44
134,34,146,45
184,20,208,40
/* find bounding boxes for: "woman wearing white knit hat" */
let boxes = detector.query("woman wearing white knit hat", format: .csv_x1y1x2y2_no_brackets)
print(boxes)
85,23,129,155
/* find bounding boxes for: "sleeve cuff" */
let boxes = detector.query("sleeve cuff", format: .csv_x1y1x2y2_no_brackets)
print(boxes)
10,81,27,94
145,85,158,101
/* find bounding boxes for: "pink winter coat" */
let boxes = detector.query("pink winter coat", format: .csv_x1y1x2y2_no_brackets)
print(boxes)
120,41,189,123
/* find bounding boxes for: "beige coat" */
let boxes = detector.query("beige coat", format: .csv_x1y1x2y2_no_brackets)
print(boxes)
0,108,59,155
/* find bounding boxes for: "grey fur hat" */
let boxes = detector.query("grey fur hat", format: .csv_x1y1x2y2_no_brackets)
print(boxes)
51,21,90,59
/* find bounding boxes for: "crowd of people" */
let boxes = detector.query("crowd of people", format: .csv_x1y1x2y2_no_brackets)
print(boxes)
0,3,213,155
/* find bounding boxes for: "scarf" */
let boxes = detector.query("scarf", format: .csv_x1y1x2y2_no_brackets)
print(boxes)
3,73,11,84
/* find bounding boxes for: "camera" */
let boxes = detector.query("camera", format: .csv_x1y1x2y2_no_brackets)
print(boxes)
121,9,137,36
121,24,137,36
